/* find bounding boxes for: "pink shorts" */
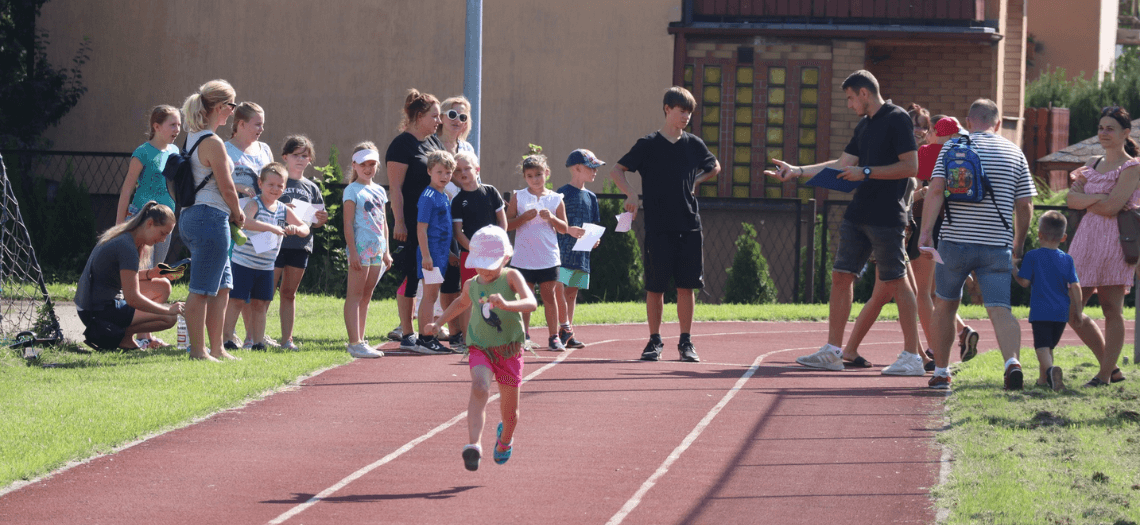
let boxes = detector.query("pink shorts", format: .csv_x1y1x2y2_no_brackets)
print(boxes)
468,344,524,387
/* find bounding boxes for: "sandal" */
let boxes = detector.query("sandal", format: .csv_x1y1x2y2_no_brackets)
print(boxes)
1083,376,1109,388
147,338,168,349
843,356,873,368
1110,368,1126,383
493,422,513,465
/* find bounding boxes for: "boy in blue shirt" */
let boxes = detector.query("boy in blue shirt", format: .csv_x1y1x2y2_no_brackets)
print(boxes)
555,149,604,348
412,150,458,355
1013,211,1082,391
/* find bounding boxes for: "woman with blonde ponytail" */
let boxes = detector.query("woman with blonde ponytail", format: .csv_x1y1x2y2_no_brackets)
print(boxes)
179,79,246,361
75,202,185,351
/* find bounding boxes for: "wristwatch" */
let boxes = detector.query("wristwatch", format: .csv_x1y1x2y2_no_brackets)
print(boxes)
862,166,872,179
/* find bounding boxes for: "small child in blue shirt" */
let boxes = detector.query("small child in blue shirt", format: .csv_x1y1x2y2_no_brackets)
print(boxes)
1013,211,1082,391
555,149,603,348
414,150,458,355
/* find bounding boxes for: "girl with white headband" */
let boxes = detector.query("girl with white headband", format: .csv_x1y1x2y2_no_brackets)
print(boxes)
341,142,393,358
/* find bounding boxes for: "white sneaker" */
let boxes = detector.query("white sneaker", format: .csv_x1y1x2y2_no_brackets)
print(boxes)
881,351,926,376
796,344,843,371
347,342,381,359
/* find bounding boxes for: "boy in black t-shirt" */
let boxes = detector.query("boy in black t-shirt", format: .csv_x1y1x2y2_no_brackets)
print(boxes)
610,86,720,363
451,151,507,345
765,69,923,378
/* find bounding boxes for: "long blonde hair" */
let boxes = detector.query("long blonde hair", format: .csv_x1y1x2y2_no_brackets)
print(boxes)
436,96,472,141
99,201,176,269
346,141,380,183
182,79,235,132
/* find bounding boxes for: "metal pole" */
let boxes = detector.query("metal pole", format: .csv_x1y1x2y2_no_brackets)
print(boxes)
463,0,483,156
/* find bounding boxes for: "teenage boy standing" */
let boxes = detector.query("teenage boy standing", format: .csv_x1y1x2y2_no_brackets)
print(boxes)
610,86,720,363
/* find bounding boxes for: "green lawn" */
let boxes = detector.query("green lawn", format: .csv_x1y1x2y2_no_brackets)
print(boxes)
937,348,1140,524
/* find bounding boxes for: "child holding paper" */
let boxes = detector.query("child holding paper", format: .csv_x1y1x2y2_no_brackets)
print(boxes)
224,163,309,350
274,135,327,350
412,150,459,355
555,149,603,348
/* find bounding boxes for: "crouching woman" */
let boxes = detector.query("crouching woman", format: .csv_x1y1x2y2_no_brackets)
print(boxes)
75,201,186,350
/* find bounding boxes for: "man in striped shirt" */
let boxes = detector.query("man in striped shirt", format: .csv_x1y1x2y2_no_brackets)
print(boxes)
919,98,1036,390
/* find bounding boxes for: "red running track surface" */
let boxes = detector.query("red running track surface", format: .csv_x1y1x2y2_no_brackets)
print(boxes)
0,320,1101,524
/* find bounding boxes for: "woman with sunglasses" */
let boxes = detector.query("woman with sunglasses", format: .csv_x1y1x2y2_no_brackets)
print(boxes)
437,96,476,159
1066,106,1140,387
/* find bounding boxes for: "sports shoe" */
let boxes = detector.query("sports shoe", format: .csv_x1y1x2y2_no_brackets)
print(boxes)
493,422,513,465
250,342,267,351
399,333,419,351
929,374,952,389
449,330,465,347
640,338,664,361
462,444,481,471
559,328,585,349
1004,362,1023,390
281,340,299,351
924,360,935,372
262,335,280,349
959,327,979,362
347,342,381,359
795,344,843,371
548,335,566,352
223,340,240,351
413,336,451,355
882,351,926,376
678,340,700,362
387,326,403,341
1047,366,1065,392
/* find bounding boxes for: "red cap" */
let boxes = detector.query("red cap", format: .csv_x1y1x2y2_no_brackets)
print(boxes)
935,117,967,137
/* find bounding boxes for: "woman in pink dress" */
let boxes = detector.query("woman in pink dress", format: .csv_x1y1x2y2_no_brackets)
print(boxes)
1067,106,1140,387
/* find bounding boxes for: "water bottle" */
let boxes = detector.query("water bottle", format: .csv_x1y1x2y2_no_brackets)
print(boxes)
176,315,188,352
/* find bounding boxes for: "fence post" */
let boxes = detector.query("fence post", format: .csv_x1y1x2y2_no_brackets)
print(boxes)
793,200,802,302
804,199,816,303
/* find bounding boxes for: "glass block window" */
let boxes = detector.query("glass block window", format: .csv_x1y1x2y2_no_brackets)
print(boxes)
683,65,695,132
764,66,787,197
698,65,722,197
732,65,753,197
797,67,820,195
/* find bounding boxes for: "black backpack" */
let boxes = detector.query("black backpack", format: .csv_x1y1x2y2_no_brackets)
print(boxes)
163,133,213,208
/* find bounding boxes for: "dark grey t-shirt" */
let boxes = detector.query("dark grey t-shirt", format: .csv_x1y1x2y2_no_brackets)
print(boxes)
75,233,140,311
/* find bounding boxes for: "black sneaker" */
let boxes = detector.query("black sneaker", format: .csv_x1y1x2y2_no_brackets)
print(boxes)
413,336,450,355
223,340,240,351
678,340,700,362
559,328,585,349
641,339,663,361
1004,362,1023,391
449,331,465,347
250,343,266,351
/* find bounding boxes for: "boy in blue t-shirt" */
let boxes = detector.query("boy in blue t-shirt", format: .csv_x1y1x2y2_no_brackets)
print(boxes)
1013,211,1082,392
413,151,458,355
555,149,603,348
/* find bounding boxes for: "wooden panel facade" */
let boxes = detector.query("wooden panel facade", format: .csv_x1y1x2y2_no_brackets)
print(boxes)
693,0,984,21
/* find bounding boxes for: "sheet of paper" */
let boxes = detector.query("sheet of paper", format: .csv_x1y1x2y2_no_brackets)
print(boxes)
377,262,389,282
290,201,317,223
572,223,606,251
249,231,280,254
919,246,944,264
422,267,444,285
615,212,634,233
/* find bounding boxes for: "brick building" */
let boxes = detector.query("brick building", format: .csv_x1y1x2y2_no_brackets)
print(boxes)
670,0,1028,200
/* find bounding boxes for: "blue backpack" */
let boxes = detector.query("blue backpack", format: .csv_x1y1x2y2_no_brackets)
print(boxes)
941,135,1009,230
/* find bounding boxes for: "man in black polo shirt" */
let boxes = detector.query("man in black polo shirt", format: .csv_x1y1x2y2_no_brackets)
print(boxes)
766,70,923,377
611,86,720,363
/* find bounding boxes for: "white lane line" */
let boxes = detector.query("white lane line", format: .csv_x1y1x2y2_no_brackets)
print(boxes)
605,345,820,525
268,341,613,524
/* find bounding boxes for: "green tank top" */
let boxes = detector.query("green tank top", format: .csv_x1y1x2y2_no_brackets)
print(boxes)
467,273,526,360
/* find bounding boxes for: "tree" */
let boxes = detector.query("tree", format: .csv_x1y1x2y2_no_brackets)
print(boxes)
577,181,644,303
723,222,778,304
0,0,91,149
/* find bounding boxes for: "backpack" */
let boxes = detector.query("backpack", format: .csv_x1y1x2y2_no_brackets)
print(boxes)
941,135,1009,230
163,133,213,208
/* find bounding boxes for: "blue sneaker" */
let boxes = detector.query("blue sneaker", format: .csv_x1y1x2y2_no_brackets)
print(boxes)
493,422,513,465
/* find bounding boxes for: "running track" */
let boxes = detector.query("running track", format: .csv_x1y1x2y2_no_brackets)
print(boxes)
0,320,1107,524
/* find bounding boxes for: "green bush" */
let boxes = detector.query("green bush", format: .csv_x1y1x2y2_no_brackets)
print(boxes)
578,181,644,303
800,214,832,303
723,222,778,304
10,163,95,281
299,146,348,297
1025,48,1140,142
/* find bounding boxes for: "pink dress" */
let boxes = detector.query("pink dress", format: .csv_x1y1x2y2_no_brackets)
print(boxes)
1068,157,1140,288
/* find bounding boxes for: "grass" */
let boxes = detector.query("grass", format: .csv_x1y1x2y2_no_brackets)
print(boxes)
936,347,1140,524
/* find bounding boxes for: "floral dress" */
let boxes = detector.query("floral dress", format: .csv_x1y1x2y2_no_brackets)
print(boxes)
1068,157,1140,289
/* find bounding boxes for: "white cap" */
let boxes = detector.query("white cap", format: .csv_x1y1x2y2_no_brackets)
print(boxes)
466,226,513,270
352,149,380,164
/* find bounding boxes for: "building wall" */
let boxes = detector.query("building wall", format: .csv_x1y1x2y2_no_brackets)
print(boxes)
35,0,681,195
1026,0,1114,82
866,44,996,129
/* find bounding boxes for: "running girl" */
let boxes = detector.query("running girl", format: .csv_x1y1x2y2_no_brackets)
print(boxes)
426,226,536,470
506,152,570,351
342,142,393,358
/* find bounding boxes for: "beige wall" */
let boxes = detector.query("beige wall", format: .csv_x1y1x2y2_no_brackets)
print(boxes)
1026,0,1116,82
37,0,680,195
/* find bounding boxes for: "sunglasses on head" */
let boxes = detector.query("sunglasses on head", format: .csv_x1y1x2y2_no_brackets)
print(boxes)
447,109,469,123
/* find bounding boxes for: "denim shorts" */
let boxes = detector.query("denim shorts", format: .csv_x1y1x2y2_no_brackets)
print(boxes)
230,262,275,302
180,205,233,296
934,240,1012,308
833,219,907,282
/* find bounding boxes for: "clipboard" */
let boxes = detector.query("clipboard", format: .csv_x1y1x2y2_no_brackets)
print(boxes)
805,167,862,193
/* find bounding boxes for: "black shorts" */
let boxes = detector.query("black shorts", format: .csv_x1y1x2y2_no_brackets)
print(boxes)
274,248,310,269
442,262,461,294
644,230,704,293
514,266,559,284
78,299,135,350
394,240,419,298
905,219,921,262
1030,320,1067,350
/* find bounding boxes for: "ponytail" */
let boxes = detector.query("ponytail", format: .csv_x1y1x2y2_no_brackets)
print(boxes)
230,102,264,137
99,201,176,269
181,79,236,132
399,88,440,132
1127,137,1139,157
147,105,180,139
